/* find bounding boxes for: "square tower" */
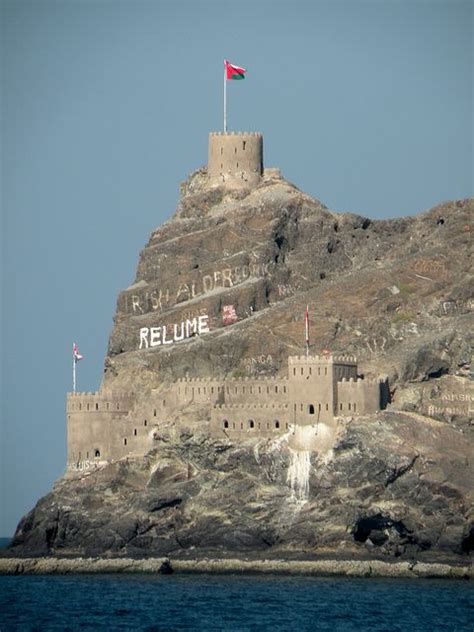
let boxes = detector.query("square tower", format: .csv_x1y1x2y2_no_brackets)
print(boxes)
288,354,358,427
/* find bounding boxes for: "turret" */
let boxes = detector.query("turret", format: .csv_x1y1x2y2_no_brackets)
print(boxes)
208,131,263,186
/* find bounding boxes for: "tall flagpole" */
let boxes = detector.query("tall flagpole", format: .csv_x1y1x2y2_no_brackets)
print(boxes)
72,343,76,393
223,61,227,132
305,305,310,358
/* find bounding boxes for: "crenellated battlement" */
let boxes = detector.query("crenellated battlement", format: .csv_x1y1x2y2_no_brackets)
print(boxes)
175,376,287,383
340,377,386,384
209,131,262,137
214,403,288,410
67,391,135,414
288,354,357,365
68,391,135,398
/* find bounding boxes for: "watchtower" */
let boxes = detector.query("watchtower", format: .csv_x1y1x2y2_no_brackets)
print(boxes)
208,131,263,186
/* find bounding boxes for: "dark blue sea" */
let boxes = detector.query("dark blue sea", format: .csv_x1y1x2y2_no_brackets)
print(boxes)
0,573,472,631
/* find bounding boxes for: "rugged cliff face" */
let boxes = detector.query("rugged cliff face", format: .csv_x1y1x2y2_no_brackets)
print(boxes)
9,170,473,560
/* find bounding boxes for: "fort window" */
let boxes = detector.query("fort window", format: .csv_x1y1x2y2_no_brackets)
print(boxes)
221,147,223,155
267,423,269,429
154,409,157,417
249,420,255,429
223,420,229,429
117,403,120,410
286,423,288,429
144,419,147,426
340,403,343,411
309,404,315,415
309,368,312,375
275,386,278,393
95,449,100,458
235,147,237,153
236,162,239,168
294,404,296,411
326,403,329,411
134,428,137,436
123,438,127,446
293,368,296,376
242,141,246,150
79,403,82,410
240,422,243,430
259,387,261,393
267,386,269,394
348,403,351,410
274,420,280,429
283,386,286,393
198,388,200,395
106,403,109,410
318,404,322,411
258,422,261,429
325,368,328,375
233,422,235,429
235,387,238,393
96,403,99,410
300,404,303,411
211,387,214,394
250,386,253,394
301,368,304,375
86,451,89,458
354,403,357,412
87,403,90,410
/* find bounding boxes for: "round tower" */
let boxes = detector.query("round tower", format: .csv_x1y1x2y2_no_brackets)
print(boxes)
208,131,263,187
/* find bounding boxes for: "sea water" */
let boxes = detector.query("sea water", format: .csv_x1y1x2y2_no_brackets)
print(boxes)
0,573,472,631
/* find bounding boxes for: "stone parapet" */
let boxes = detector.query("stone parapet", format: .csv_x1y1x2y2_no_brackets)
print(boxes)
288,355,357,365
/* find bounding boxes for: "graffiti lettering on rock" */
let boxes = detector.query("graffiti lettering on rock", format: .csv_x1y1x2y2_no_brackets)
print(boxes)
139,315,210,349
126,263,270,314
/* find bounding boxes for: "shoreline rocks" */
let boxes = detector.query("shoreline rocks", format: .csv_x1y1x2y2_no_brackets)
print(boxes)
0,556,471,579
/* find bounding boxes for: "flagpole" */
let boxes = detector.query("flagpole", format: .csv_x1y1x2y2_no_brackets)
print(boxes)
305,306,310,358
72,343,76,393
223,61,227,132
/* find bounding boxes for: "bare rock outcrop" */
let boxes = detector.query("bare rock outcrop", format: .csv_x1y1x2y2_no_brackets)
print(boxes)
7,170,473,562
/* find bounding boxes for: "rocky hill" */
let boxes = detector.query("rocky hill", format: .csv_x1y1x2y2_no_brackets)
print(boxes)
8,168,473,562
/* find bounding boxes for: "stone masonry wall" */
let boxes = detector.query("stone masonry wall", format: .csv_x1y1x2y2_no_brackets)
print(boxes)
208,132,263,186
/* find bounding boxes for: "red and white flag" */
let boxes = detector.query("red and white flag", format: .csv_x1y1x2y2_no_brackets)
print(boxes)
73,343,84,362
305,305,310,346
224,60,246,80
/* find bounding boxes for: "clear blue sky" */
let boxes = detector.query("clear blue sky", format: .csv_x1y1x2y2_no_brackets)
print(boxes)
1,0,472,536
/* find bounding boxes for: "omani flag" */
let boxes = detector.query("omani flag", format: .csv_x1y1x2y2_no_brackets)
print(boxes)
225,60,246,80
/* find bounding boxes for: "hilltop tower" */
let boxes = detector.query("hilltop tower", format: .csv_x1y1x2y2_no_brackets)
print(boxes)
208,131,263,186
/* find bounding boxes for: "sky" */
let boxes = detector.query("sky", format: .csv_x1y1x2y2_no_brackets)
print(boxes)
1,0,472,536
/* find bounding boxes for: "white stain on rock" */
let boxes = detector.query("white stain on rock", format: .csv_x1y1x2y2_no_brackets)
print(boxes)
287,449,311,502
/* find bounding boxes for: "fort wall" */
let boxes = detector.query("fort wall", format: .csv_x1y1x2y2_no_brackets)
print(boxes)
208,132,263,186
65,354,387,468
210,403,289,438
336,378,382,416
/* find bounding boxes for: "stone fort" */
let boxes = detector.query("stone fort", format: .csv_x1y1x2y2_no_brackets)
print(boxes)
67,353,388,471
66,131,388,472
